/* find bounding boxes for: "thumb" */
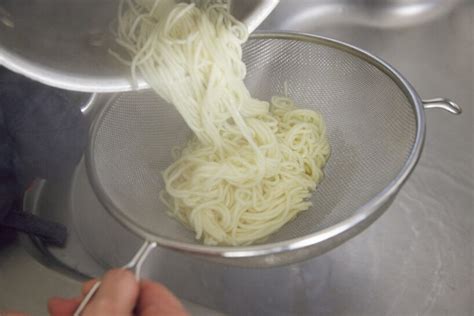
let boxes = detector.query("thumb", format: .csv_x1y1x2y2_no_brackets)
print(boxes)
47,297,81,316
137,280,188,316
82,269,139,316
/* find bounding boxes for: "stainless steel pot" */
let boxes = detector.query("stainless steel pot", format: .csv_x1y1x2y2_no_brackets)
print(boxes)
0,0,278,93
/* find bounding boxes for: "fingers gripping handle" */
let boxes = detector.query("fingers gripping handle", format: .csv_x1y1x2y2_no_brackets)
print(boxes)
73,241,157,316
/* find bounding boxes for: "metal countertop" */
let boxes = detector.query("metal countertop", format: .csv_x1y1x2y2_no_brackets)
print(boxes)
1,1,472,315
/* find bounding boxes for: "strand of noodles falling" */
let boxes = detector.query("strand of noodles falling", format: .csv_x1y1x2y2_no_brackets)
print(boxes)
113,0,330,246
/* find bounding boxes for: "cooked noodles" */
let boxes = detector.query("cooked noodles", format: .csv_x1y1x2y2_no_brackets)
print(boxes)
114,0,330,245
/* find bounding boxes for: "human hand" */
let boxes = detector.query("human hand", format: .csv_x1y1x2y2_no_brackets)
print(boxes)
48,269,188,316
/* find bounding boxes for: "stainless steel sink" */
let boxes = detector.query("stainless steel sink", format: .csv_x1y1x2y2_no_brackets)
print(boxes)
19,1,473,315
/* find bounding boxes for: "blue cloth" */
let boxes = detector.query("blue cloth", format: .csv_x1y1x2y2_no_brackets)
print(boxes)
0,102,21,207
0,68,88,246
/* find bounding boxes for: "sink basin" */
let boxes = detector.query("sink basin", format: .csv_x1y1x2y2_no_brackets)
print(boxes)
261,0,461,30
22,1,473,315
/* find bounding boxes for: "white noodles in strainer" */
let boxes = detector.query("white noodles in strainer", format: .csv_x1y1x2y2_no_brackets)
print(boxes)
114,0,330,245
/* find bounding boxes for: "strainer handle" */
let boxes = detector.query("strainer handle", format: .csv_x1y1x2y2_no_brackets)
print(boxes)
73,241,157,316
423,98,462,115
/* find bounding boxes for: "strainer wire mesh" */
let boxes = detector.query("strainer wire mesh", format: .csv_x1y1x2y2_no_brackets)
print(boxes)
86,33,422,255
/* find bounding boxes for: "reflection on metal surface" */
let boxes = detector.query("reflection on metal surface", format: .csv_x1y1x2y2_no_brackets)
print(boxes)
0,6,14,28
231,0,280,35
262,0,462,30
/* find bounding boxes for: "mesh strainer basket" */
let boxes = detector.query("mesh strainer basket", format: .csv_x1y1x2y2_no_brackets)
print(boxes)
86,32,460,267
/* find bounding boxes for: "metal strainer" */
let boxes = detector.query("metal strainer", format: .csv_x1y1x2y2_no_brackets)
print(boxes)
86,32,461,268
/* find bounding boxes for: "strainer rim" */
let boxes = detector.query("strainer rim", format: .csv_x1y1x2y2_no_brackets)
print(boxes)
86,31,425,259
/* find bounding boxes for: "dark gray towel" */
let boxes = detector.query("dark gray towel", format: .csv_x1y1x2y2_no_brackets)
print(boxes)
0,67,88,246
